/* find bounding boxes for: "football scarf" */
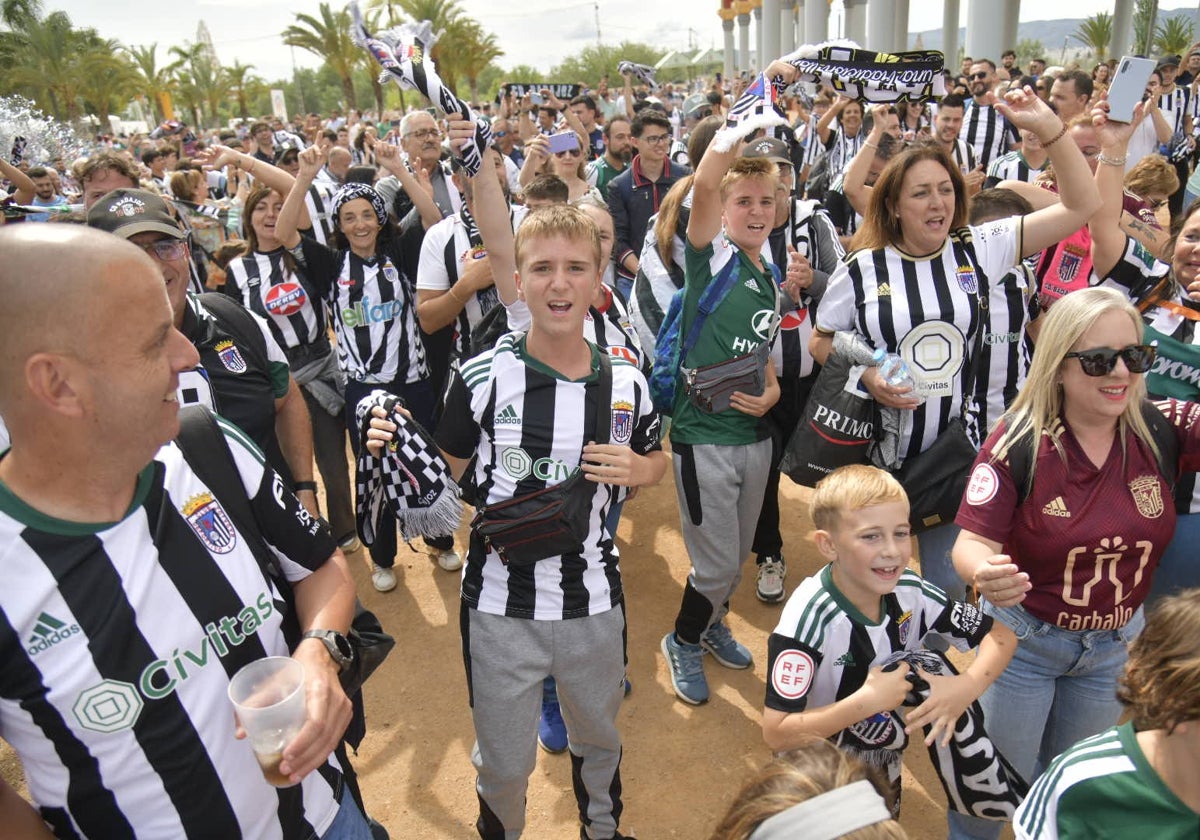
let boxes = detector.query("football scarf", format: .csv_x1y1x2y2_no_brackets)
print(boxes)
843,649,1027,821
459,204,499,315
354,391,463,545
350,3,492,177
618,60,659,91
712,41,945,152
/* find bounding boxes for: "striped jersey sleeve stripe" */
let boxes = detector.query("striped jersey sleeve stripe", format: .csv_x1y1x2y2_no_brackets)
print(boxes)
214,415,266,466
1019,730,1129,838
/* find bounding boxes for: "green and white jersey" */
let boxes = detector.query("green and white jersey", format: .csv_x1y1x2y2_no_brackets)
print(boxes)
669,236,781,446
1016,722,1200,839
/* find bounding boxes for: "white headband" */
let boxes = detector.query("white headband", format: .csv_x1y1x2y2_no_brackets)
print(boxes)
747,779,891,840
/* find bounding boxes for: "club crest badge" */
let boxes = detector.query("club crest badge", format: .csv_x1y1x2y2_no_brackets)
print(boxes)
382,264,400,286
214,339,247,373
182,492,237,554
896,610,912,645
1130,475,1164,519
611,401,634,445
955,265,977,294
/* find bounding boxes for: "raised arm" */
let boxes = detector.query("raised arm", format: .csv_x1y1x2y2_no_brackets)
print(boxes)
373,140,441,229
686,139,739,249
447,120,518,305
275,146,325,249
816,96,848,146
0,158,34,204
1089,96,1142,279
842,105,887,214
197,144,298,203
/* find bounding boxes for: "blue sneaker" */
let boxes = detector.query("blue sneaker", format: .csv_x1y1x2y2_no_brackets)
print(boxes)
661,632,708,705
701,620,753,669
538,699,568,753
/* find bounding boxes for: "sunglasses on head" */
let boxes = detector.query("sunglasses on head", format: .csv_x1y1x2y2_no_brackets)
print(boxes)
1065,344,1157,376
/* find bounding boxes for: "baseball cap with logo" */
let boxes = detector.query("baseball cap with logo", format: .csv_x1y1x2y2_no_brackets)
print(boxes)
85,188,185,240
741,136,791,166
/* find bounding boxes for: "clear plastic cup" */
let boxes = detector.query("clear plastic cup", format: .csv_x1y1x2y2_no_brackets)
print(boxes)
228,656,306,787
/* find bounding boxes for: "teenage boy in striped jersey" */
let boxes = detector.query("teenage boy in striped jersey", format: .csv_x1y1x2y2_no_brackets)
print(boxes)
0,225,364,838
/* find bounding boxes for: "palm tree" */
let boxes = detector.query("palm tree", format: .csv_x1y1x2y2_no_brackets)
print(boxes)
78,43,141,130
1073,13,1113,61
1156,15,1196,57
127,43,175,125
282,3,359,111
367,0,465,94
2,10,86,119
169,41,227,129
356,5,390,115
454,19,502,105
1134,0,1158,56
224,61,263,120
0,0,40,28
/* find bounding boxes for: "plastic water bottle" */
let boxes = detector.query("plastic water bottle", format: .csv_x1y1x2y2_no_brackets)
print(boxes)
872,348,922,401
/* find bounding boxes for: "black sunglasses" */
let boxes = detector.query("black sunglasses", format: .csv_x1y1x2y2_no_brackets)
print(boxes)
970,71,990,80
1065,344,1157,376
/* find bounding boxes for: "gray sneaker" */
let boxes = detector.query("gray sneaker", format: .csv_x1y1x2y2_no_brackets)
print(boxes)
661,632,709,705
700,620,753,669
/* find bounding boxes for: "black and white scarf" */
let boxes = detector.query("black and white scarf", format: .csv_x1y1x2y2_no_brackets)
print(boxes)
459,204,499,315
618,60,658,91
354,391,462,545
713,40,946,152
350,5,491,177
842,649,1027,821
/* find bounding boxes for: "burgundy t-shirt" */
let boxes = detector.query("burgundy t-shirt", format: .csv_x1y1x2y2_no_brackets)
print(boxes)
957,400,1200,630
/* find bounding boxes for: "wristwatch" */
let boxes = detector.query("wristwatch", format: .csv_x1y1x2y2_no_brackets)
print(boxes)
301,629,354,673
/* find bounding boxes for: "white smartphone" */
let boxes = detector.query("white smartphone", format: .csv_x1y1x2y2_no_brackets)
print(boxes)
1107,56,1157,123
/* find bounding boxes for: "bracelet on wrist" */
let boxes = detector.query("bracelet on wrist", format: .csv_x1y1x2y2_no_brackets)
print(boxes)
1040,122,1069,149
1097,153,1127,167
294,481,318,493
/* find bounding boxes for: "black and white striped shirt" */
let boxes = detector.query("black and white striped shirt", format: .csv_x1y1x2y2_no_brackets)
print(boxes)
303,182,336,247
1159,85,1192,134
985,150,1044,188
975,264,1037,437
505,285,647,370
960,100,1018,170
950,138,978,175
816,218,1024,462
224,248,327,351
0,420,343,839
298,234,427,385
438,334,660,620
822,127,866,177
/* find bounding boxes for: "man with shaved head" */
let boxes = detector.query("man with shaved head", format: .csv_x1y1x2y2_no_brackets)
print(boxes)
0,225,365,838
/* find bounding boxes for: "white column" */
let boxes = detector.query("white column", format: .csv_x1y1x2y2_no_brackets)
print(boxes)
894,0,910,51
1001,1,1020,62
965,0,1007,66
738,10,752,74
723,17,736,80
844,0,868,46
797,0,805,44
804,0,827,44
780,1,796,55
942,0,960,73
867,0,895,52
754,2,764,72
1111,0,1134,58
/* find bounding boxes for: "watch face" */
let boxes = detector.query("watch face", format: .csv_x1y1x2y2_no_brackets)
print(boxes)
332,633,354,660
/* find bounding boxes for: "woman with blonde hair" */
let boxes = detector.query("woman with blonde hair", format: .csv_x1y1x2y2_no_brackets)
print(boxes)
1124,153,1179,224
708,738,907,840
1015,588,1200,838
950,286,1200,840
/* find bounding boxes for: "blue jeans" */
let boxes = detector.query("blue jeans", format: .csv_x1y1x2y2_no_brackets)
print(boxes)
1146,511,1200,607
614,273,633,304
946,602,1145,839
916,522,965,601
321,794,374,840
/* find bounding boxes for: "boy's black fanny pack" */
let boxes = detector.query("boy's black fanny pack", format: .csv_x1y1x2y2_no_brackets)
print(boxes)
683,342,768,414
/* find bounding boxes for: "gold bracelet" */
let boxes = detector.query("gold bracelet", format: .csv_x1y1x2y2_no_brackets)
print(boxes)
1097,153,1127,167
1041,123,1069,149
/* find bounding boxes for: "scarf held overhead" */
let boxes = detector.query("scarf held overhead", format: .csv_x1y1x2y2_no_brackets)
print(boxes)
712,41,945,152
349,3,492,177
354,391,462,546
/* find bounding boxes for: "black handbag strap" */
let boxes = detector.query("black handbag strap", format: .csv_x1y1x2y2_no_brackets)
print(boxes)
593,351,613,446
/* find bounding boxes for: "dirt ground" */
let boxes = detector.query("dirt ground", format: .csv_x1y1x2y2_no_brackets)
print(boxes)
2,471,1014,839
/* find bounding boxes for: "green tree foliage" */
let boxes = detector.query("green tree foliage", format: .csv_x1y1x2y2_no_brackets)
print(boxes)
283,2,360,111
1073,13,1113,60
551,42,666,88
224,61,266,121
168,41,227,130
127,43,175,125
1014,38,1046,68
1134,0,1156,56
1155,15,1195,57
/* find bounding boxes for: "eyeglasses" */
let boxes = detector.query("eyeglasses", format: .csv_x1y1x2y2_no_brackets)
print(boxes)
554,148,582,159
1065,344,1157,376
970,71,990,80
640,133,671,145
404,128,440,140
138,239,187,261
493,130,508,138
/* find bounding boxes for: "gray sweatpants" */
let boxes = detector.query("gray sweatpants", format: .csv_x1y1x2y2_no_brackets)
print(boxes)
463,605,625,839
671,439,773,644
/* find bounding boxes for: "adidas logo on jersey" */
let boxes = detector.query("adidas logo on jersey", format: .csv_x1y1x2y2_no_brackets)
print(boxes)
27,611,81,656
876,283,891,297
495,404,521,425
834,652,856,667
1042,496,1071,518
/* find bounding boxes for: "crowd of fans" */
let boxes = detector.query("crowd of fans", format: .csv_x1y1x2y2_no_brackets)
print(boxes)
4,40,1200,840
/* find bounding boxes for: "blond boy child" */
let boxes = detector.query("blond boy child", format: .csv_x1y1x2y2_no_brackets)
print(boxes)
762,465,1015,810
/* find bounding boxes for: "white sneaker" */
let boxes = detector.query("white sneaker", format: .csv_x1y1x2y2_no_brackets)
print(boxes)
433,548,462,572
338,533,361,553
371,564,397,592
756,555,786,603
